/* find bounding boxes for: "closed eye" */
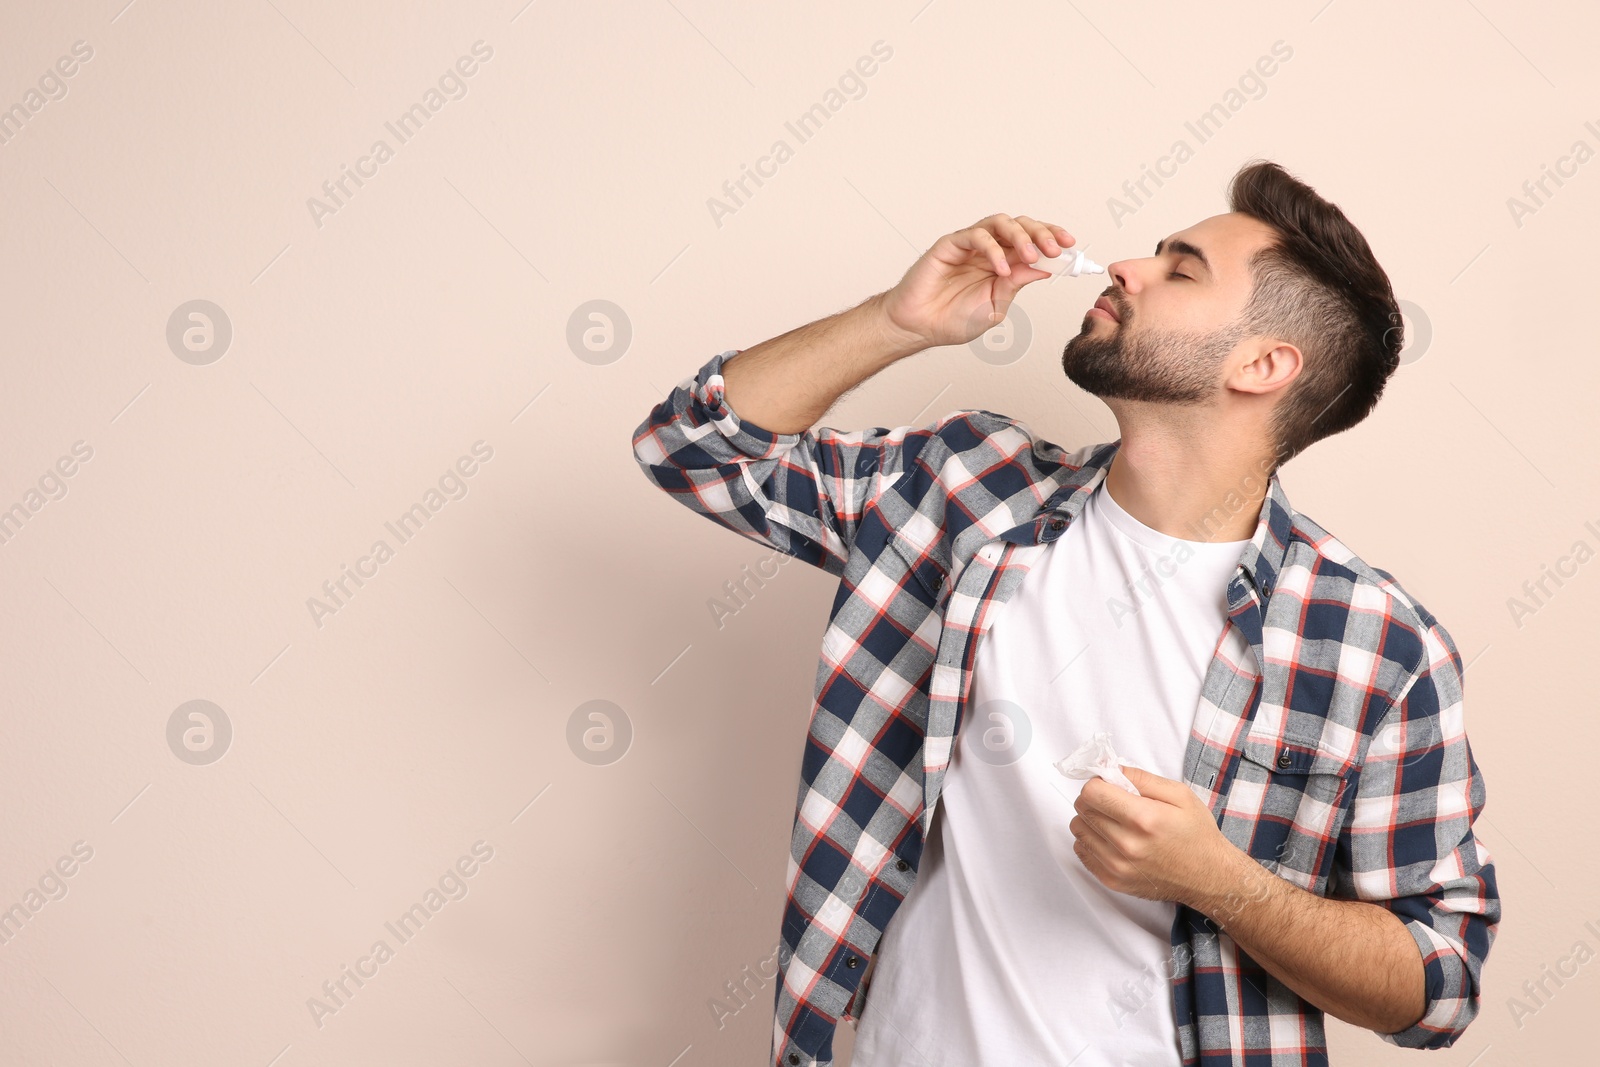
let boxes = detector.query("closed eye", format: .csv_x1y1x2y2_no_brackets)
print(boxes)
1169,271,1192,280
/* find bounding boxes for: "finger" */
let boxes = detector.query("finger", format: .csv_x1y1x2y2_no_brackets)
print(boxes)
948,226,1012,276
1073,833,1121,888
986,224,1047,275
986,214,1043,267
1077,775,1127,813
1080,810,1141,870
1081,778,1135,824
1013,215,1071,256
1121,765,1185,804
1046,221,1076,249
1072,828,1100,867
1074,810,1114,847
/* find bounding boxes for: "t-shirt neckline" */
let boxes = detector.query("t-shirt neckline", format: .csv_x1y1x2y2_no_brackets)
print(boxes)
1091,480,1252,555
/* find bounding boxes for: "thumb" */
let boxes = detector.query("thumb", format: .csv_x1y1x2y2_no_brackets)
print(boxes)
1119,764,1180,800
964,268,1048,338
994,260,1052,299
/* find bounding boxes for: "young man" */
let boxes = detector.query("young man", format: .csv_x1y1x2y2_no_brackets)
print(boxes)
631,160,1499,1067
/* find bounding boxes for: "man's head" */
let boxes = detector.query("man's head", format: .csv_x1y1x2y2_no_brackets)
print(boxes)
1061,159,1402,467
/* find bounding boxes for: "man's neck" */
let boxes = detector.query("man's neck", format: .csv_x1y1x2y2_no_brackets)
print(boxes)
1101,419,1273,543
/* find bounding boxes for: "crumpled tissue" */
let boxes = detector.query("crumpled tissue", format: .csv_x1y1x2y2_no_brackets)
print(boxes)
1053,731,1143,797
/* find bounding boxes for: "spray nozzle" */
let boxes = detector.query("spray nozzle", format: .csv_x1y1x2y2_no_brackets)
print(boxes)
1056,247,1105,277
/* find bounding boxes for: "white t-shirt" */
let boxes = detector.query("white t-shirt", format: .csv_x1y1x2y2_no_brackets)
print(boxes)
849,479,1250,1067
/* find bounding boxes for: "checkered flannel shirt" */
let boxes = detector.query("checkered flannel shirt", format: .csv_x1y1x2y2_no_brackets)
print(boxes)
631,347,1501,1067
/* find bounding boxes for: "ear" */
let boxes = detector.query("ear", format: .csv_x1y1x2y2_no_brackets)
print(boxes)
1231,339,1301,398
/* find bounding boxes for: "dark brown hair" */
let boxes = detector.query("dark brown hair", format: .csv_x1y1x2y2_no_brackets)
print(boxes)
1227,159,1402,466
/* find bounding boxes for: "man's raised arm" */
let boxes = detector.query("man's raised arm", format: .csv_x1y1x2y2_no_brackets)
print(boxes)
718,290,924,435
630,214,1079,572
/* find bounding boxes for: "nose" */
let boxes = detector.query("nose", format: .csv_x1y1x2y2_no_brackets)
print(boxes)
1106,258,1139,295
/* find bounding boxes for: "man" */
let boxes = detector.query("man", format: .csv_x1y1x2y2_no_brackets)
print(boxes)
631,159,1499,1067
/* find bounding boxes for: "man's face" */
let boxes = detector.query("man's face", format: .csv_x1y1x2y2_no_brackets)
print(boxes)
1061,212,1280,404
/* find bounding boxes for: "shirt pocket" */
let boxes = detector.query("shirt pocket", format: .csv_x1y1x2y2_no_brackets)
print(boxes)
885,524,950,610
1235,732,1358,894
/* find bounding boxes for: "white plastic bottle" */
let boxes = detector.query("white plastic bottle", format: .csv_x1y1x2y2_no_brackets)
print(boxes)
1055,246,1105,276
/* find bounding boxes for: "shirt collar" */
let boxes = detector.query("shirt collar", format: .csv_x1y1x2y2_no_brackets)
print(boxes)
1037,439,1294,604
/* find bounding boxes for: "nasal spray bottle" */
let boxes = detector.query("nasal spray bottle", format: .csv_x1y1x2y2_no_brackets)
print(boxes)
1052,245,1105,277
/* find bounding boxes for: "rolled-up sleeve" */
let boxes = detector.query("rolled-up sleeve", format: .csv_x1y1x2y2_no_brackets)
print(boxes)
631,348,948,575
1330,617,1501,1049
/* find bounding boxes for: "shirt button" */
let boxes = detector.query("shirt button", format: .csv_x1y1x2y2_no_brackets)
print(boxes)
846,955,860,968
1277,751,1292,768
788,1054,801,1065
895,859,909,871
1047,517,1066,531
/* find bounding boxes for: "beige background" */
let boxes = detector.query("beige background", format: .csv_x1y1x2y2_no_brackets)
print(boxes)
0,0,1593,1064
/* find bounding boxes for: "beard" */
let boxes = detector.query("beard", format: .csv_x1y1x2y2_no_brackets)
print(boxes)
1061,308,1244,404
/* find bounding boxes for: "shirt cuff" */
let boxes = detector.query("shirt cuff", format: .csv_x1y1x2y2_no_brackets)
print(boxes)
696,349,806,460
1377,915,1480,1049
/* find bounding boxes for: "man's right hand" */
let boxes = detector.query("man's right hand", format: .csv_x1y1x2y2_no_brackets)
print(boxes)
715,214,1078,435
876,213,1078,350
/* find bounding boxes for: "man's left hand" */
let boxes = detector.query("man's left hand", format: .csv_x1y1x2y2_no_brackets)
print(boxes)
1069,765,1234,906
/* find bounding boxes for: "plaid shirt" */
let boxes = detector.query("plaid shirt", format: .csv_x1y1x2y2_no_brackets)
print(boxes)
632,348,1500,1067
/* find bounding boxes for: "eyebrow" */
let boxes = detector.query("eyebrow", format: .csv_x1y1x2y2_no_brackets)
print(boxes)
1154,236,1212,277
